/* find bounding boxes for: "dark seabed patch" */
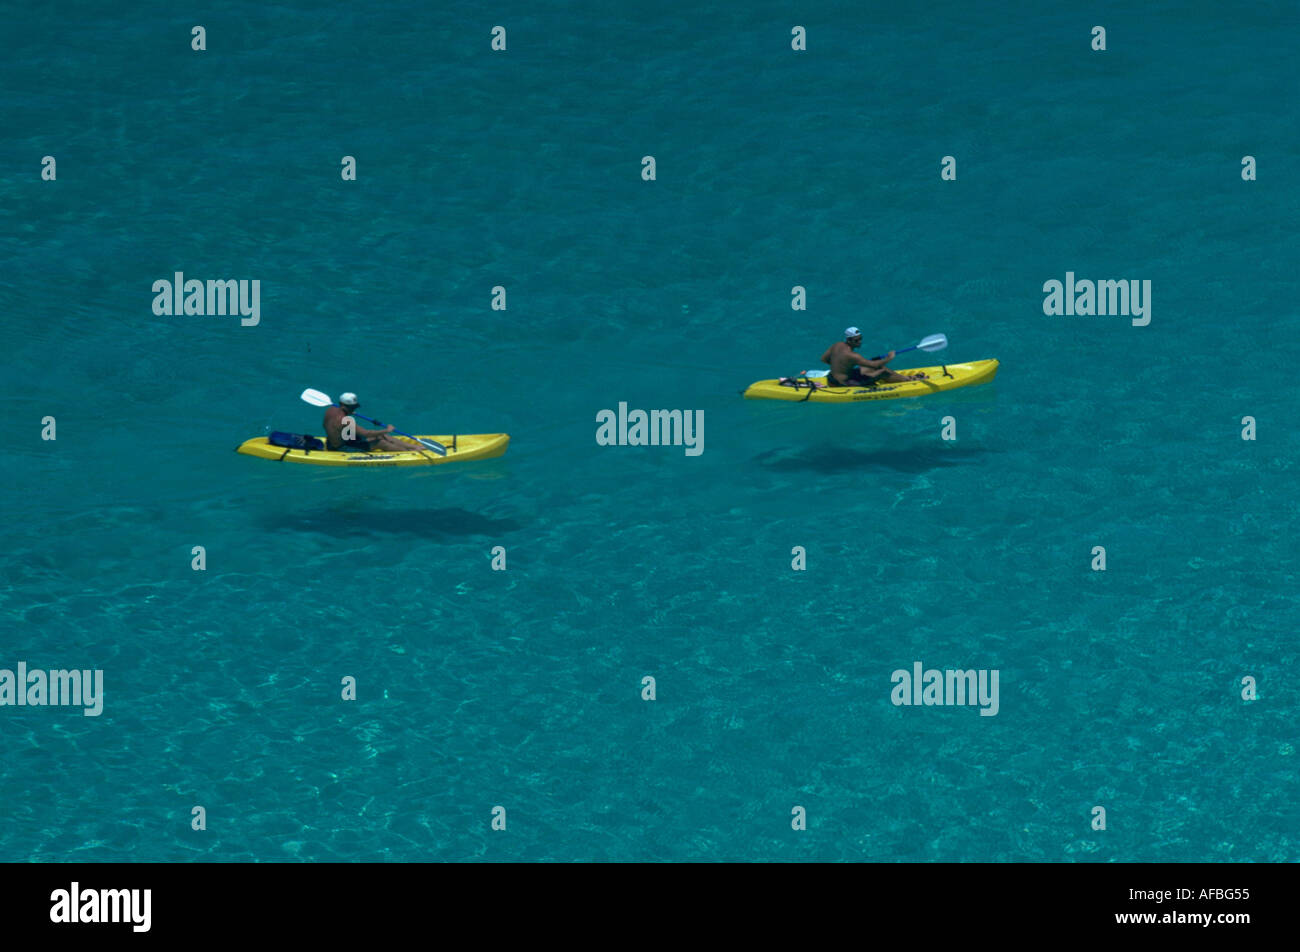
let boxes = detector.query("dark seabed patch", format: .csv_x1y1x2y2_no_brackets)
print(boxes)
259,507,521,538
752,445,986,474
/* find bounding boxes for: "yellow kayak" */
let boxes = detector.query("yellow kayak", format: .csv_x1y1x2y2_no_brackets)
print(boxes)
236,433,509,467
743,359,999,403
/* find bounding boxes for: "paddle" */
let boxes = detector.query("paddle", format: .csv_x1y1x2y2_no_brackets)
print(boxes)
299,389,447,456
803,332,948,389
870,333,948,361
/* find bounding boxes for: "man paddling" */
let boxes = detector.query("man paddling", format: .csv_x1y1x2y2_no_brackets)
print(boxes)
820,327,928,387
323,392,410,452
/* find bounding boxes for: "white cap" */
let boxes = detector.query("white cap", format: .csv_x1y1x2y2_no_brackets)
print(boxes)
339,392,359,406
844,327,862,340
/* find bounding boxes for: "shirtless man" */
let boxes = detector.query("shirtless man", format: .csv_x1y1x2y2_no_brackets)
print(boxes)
323,392,410,452
820,327,928,387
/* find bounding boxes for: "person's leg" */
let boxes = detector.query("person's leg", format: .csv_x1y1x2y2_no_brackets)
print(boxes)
376,435,417,452
874,368,928,383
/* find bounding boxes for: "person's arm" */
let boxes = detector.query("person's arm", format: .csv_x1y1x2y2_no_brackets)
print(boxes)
854,349,894,369
820,345,833,365
333,410,392,440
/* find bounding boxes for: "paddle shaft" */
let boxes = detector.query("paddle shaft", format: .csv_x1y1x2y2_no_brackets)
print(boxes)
870,344,922,360
873,338,946,361
870,336,945,361
341,409,445,456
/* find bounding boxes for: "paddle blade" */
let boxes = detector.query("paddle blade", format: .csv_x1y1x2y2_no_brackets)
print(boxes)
300,388,335,407
916,333,948,353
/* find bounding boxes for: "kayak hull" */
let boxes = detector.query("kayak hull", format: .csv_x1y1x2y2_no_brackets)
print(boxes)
743,359,999,403
236,434,509,467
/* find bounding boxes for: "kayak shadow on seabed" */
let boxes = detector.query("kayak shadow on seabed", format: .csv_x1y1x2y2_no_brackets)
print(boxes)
752,444,986,474
259,506,521,539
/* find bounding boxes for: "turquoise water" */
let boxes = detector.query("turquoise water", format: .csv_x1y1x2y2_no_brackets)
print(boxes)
3,1,1297,861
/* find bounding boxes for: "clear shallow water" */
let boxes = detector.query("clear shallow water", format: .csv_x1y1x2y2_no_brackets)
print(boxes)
2,1,1297,861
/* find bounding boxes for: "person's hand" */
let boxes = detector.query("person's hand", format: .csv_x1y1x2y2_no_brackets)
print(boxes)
385,424,395,433
886,350,895,360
